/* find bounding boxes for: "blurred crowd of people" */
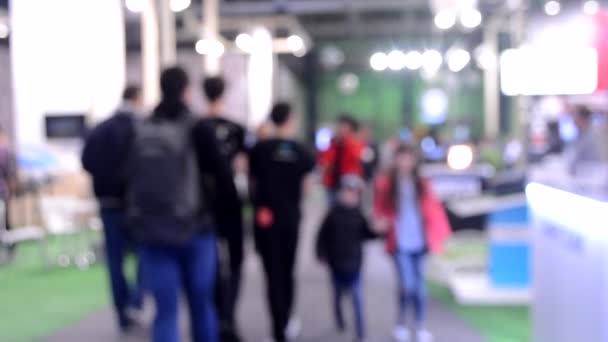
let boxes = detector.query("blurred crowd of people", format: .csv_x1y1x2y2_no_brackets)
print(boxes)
80,65,452,342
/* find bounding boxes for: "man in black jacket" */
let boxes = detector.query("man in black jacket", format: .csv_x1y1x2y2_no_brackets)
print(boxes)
82,85,144,332
201,76,246,342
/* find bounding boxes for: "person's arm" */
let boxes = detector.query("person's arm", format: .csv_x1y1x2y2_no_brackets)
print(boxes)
81,126,99,174
301,145,317,196
194,122,242,228
361,215,379,240
315,214,331,262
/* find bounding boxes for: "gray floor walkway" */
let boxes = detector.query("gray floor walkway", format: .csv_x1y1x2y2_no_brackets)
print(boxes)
44,191,485,342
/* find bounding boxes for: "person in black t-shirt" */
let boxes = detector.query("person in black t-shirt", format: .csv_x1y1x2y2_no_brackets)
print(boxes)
201,76,246,342
249,103,315,342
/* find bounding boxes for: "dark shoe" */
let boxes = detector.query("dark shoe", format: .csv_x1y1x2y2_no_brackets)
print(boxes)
220,327,242,342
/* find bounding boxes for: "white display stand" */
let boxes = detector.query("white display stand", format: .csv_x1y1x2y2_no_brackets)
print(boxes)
527,183,608,342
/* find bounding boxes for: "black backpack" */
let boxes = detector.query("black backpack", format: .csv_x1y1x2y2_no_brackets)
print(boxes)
126,114,206,246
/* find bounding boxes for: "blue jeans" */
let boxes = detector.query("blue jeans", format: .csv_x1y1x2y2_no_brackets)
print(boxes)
140,235,218,342
331,271,365,339
100,208,143,329
394,251,426,325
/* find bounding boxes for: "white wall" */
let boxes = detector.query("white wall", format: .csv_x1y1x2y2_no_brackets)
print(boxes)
10,0,126,149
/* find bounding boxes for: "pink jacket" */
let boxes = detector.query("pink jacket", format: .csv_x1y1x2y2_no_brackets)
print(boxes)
374,174,451,255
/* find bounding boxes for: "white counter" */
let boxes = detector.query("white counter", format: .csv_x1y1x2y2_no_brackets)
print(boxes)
526,183,608,342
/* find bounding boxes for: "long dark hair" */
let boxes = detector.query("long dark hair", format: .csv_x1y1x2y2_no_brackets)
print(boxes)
388,144,424,210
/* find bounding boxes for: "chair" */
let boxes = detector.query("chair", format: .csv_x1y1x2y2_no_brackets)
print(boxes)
0,199,47,265
38,196,99,268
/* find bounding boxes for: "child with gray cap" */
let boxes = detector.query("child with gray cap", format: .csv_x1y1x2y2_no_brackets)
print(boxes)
316,175,378,341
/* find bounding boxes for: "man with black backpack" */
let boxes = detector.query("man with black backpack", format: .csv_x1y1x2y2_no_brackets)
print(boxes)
82,85,144,334
127,67,240,342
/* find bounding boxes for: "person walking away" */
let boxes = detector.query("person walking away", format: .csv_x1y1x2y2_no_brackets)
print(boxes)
316,175,377,341
249,103,315,342
126,67,240,342
201,76,246,342
566,106,605,176
374,144,451,342
0,125,16,259
81,86,145,333
319,115,364,205
359,125,379,184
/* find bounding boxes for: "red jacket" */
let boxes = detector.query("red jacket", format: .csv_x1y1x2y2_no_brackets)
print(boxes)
374,174,451,255
319,136,364,188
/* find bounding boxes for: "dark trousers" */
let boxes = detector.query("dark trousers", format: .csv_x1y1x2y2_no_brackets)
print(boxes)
215,224,244,339
140,235,218,342
100,208,143,329
256,225,299,342
331,271,365,339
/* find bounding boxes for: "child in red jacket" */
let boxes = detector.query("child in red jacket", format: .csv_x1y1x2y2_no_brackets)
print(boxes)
374,144,451,342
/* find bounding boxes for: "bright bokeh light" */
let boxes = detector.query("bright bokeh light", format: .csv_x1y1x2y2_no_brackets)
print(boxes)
195,39,225,57
125,0,144,13
435,10,457,30
460,8,483,29
287,35,305,52
583,0,600,15
421,88,448,124
475,46,496,70
447,49,471,72
500,47,597,96
316,127,333,151
370,52,388,71
235,33,254,53
404,51,423,70
0,23,8,39
388,50,407,71
170,0,191,12
447,145,474,170
422,49,443,76
545,1,561,16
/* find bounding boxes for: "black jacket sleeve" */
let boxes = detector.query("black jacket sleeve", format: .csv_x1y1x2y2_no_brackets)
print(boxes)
193,121,242,230
361,215,378,240
316,213,332,261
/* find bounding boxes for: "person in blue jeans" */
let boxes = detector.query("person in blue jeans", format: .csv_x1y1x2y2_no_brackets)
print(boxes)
125,66,241,342
316,175,377,341
82,86,144,332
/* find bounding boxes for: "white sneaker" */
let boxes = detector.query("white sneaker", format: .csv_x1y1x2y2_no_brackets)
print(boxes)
417,329,434,342
285,317,302,340
392,325,410,341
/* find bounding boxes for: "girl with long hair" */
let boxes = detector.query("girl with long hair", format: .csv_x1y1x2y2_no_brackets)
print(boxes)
374,144,451,342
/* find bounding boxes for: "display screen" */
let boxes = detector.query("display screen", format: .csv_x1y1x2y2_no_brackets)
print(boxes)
45,114,87,139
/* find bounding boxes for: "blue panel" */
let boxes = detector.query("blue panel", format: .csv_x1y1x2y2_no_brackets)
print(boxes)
489,205,529,225
489,243,530,288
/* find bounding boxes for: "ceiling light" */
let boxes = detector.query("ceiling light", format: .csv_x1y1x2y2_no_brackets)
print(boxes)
583,0,600,15
195,39,225,57
0,23,8,39
448,49,471,72
435,10,457,30
460,8,483,29
125,0,144,13
287,35,305,52
235,33,254,53
370,52,388,71
170,0,191,12
545,1,561,16
388,50,406,71
404,51,423,70
422,49,443,75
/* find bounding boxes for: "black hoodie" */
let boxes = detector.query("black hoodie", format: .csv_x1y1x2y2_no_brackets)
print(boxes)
316,204,377,274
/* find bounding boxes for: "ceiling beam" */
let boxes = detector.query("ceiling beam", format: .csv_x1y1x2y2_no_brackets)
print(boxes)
213,0,429,16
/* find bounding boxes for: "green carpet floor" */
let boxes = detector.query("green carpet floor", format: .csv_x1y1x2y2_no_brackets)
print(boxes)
0,238,109,342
